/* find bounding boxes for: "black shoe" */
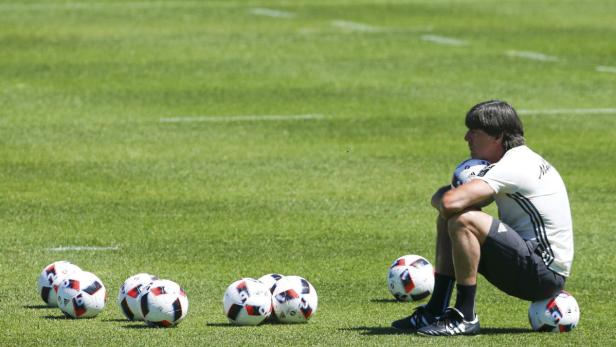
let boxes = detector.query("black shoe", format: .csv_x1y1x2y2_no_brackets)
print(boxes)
391,305,437,332
417,307,480,336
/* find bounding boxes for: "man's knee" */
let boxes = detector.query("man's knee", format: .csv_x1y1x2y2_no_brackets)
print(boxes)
447,211,491,242
447,211,475,232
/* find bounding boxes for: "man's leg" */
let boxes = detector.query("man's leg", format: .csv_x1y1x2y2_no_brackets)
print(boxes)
424,215,455,315
447,210,491,284
447,210,492,320
391,215,454,331
435,215,454,276
417,210,492,336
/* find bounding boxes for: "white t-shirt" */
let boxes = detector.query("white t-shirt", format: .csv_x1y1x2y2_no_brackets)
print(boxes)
475,145,574,277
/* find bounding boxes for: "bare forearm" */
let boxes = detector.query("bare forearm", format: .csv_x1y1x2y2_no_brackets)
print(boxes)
439,180,495,219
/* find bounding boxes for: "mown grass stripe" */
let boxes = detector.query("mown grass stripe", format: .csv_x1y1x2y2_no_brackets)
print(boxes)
46,246,119,251
518,108,616,115
596,66,616,74
421,34,467,46
0,1,240,11
250,7,295,18
160,114,326,123
506,50,559,62
331,20,381,32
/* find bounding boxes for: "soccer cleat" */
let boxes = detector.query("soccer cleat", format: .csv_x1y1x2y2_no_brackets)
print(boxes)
417,307,480,336
391,305,437,332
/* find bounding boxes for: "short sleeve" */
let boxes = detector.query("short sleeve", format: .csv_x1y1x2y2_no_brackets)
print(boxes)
475,162,519,194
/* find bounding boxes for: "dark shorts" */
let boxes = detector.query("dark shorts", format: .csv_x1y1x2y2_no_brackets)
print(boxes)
478,219,566,301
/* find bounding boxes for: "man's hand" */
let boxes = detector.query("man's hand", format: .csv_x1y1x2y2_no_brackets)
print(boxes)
431,185,451,210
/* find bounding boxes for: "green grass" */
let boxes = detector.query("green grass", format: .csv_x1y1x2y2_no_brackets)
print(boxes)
1,0,615,345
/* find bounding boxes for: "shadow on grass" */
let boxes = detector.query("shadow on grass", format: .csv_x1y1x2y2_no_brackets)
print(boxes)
340,327,409,336
342,326,534,336
102,319,131,323
43,315,101,320
206,323,245,328
122,324,152,329
370,298,400,304
24,305,54,309
207,319,306,327
481,327,534,335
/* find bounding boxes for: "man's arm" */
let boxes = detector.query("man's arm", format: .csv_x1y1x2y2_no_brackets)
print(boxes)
439,180,495,219
431,185,451,210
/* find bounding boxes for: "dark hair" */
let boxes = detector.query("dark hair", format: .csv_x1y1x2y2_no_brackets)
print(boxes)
465,100,525,151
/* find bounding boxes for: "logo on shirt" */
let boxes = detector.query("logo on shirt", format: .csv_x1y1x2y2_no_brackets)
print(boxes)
539,161,552,179
478,164,495,177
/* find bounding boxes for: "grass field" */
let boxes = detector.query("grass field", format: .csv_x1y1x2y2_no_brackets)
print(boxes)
1,0,615,345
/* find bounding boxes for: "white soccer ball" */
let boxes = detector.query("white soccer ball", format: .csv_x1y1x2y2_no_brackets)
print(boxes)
117,273,158,321
56,271,106,318
37,261,82,307
142,279,189,327
387,254,434,302
272,276,318,323
529,291,580,332
451,158,490,187
223,278,273,326
258,273,284,293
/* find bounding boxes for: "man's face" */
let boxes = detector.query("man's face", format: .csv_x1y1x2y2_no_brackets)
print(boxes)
464,128,503,162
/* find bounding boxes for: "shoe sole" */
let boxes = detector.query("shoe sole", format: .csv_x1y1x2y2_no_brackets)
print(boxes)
416,329,480,337
391,324,419,333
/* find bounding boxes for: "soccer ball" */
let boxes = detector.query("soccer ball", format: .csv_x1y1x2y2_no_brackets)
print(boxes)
387,254,434,302
37,261,82,307
141,279,189,327
451,158,490,187
223,278,273,326
117,273,158,321
529,291,580,332
56,271,106,318
258,273,284,293
272,276,318,323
